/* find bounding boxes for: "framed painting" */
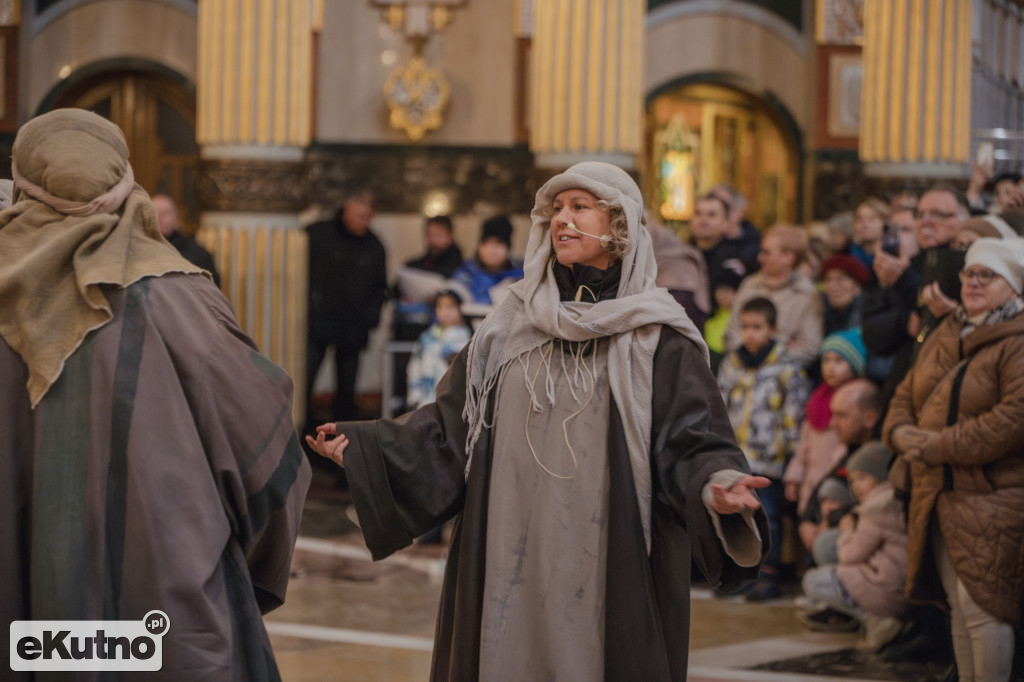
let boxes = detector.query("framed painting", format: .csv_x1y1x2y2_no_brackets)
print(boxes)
815,45,862,149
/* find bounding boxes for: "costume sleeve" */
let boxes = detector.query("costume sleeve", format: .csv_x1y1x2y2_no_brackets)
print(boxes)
174,277,312,615
339,347,472,560
649,328,769,591
700,470,763,567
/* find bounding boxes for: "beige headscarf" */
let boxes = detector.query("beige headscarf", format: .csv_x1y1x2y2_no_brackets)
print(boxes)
0,108,204,407
463,162,708,552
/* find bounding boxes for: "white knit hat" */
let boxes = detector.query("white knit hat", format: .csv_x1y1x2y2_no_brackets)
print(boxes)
964,237,1024,293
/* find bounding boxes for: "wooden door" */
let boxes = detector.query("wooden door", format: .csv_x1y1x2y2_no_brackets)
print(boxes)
53,72,200,233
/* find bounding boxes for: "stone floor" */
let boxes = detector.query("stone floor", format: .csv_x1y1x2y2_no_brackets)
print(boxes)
265,473,950,681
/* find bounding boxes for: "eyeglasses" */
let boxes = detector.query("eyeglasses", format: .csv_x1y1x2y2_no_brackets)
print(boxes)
914,209,958,221
959,267,999,286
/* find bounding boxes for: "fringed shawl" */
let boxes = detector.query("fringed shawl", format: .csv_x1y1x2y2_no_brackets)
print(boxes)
463,162,708,552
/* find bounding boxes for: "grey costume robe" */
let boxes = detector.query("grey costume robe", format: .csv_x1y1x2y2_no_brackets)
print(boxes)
0,273,311,681
342,326,768,681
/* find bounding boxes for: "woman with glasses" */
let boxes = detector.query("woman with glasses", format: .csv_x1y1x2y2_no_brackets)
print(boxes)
883,237,1024,681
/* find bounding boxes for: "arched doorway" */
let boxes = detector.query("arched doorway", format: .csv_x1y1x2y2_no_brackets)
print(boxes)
47,66,199,233
647,81,800,231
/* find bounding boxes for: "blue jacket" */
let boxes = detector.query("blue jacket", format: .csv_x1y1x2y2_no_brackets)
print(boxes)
450,258,524,304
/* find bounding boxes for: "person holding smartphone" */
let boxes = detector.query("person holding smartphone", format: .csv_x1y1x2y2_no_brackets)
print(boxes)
862,186,970,409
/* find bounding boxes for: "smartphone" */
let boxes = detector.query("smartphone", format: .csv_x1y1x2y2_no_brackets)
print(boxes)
919,247,965,302
881,224,901,256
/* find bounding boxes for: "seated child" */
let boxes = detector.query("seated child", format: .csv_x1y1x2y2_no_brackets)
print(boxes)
718,297,810,601
407,290,473,409
808,476,856,567
784,328,867,516
800,442,908,651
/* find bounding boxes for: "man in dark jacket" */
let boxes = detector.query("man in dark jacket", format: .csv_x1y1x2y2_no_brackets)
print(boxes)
153,193,221,287
862,185,969,407
710,182,762,277
405,214,463,277
307,189,387,424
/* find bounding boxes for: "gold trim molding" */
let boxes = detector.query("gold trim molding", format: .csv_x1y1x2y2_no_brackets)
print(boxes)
197,158,309,213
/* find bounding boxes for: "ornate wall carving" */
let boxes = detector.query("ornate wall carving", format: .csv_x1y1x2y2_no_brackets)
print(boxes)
811,149,968,219
307,143,542,214
196,158,309,213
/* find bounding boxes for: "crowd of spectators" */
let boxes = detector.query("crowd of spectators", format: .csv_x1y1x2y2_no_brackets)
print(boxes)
309,171,1024,678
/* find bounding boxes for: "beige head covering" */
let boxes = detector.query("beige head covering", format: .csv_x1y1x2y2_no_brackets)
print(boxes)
0,108,204,407
463,162,707,552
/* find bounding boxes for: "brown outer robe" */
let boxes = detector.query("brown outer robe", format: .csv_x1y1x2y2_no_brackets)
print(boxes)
0,273,310,681
341,327,768,681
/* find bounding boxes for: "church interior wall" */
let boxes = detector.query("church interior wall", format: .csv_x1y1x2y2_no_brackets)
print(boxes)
315,0,519,147
644,12,813,144
22,0,197,119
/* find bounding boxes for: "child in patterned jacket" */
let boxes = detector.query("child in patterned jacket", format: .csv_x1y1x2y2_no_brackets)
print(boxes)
718,297,810,601
407,290,473,409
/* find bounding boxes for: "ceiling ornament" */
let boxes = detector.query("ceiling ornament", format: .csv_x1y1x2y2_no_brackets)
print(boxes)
371,0,466,140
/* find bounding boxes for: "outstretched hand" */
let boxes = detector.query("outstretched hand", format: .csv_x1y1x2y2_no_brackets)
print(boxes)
305,422,349,468
711,475,771,515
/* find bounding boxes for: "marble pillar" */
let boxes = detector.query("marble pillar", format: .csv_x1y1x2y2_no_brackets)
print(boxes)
196,0,320,423
528,0,644,169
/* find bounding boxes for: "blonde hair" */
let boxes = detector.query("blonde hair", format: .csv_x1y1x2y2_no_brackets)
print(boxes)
595,199,633,260
764,224,808,266
537,196,635,261
857,197,890,221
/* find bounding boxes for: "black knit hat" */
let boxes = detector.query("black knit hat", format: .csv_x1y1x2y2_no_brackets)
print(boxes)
481,215,513,248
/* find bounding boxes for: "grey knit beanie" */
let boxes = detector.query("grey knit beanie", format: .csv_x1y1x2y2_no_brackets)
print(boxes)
817,476,855,507
846,441,893,483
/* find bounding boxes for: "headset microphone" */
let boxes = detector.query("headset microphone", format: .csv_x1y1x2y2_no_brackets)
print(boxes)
567,223,612,248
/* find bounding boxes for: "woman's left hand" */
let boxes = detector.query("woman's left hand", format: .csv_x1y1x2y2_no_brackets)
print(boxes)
711,475,771,515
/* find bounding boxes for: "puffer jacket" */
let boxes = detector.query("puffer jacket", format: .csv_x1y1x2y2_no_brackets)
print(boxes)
835,482,909,618
882,311,1024,627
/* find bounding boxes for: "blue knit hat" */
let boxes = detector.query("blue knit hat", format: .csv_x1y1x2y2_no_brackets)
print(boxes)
820,328,866,377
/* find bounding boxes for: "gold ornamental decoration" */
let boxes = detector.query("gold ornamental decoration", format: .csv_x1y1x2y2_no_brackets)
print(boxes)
371,1,465,140
383,56,450,141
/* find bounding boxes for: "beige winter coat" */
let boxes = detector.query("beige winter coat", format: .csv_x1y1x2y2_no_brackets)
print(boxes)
835,483,909,618
883,312,1024,627
724,272,823,366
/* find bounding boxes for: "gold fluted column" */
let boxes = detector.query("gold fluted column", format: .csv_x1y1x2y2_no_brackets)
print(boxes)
197,0,321,424
529,0,644,169
860,0,972,176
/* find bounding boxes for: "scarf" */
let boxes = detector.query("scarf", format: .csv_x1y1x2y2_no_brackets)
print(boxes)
737,341,776,369
0,109,204,407
553,261,622,303
463,162,708,553
954,295,1024,339
805,382,837,430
